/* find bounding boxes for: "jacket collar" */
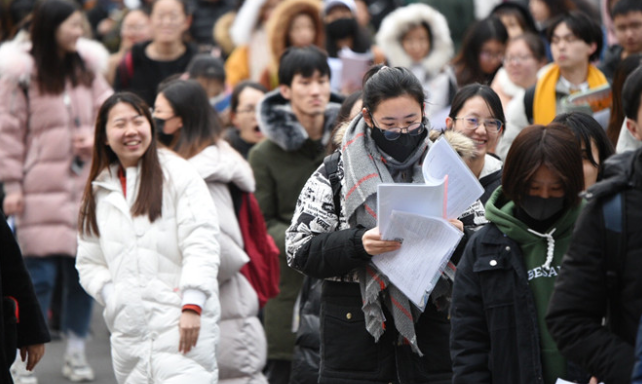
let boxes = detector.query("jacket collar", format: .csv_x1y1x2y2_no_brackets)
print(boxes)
584,147,642,201
257,89,342,152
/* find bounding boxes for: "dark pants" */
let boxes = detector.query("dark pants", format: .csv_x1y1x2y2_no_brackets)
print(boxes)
23,256,93,338
265,359,292,384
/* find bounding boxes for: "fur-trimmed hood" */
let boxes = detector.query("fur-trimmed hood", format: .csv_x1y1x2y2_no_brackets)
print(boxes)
213,11,237,56
257,89,342,152
0,37,109,85
375,4,453,79
266,0,324,68
230,0,267,46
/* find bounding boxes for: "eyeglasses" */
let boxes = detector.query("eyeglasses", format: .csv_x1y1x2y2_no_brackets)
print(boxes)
503,55,534,65
368,112,426,141
480,50,504,62
453,116,503,132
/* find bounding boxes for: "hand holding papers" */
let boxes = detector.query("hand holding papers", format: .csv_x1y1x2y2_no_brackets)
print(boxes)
374,137,484,309
375,211,463,308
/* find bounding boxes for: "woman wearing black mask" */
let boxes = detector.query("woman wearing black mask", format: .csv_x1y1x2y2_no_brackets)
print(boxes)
285,65,462,383
323,0,385,94
450,124,589,384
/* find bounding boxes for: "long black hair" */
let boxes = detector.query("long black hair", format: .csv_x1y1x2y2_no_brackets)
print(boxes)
452,16,508,86
157,79,222,159
80,92,164,236
30,0,93,95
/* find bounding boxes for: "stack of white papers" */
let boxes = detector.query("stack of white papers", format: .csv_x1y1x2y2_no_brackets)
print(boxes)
374,137,484,309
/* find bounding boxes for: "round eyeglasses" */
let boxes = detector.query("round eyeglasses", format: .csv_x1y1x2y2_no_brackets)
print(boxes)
453,116,503,132
369,113,427,141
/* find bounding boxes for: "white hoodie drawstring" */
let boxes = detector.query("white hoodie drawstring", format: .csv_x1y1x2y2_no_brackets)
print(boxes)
527,228,557,270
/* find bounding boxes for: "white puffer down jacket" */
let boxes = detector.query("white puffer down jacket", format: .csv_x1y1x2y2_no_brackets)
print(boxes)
188,142,268,384
76,150,221,384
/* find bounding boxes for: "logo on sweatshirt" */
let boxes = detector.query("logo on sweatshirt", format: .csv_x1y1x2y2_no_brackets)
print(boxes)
527,265,561,281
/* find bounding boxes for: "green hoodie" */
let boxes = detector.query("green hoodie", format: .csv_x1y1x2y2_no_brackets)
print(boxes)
485,187,585,384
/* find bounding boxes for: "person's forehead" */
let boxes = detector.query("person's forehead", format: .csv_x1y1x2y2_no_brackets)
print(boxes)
552,22,576,37
613,10,642,23
294,70,328,80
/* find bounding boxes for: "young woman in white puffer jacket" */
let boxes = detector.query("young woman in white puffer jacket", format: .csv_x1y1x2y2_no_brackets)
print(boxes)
76,92,221,383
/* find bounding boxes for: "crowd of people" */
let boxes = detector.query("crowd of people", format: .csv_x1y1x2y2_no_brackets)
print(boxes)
2,0,642,383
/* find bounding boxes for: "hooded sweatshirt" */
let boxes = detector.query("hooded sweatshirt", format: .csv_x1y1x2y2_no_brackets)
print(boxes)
484,187,584,384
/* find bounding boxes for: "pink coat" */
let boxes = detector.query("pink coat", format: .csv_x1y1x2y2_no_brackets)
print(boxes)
0,39,113,257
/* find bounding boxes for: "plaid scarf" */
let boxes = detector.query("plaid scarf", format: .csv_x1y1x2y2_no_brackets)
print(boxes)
341,115,429,355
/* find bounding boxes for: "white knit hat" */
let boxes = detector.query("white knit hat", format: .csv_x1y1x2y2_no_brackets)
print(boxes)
323,0,357,16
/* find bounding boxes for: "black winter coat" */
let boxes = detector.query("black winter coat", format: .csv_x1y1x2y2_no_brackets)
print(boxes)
289,162,452,384
450,223,588,384
546,149,642,383
0,214,50,383
289,276,322,384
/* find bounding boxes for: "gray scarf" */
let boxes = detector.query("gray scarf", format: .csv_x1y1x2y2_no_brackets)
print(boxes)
341,115,429,355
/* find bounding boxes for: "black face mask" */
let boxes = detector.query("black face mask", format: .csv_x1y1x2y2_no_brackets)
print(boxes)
325,17,358,40
370,127,427,162
154,118,174,146
519,195,565,221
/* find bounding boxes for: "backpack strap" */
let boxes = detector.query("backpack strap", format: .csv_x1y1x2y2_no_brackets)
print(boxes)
524,85,536,125
602,191,625,327
118,50,134,89
323,151,342,217
228,183,243,218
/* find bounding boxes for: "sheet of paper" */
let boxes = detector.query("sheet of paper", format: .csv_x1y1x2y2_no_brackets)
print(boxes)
338,48,372,91
422,137,484,219
377,181,446,238
373,211,463,308
555,379,604,384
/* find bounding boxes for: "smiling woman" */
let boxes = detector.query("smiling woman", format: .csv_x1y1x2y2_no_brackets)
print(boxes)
77,92,222,384
446,84,505,203
105,102,153,168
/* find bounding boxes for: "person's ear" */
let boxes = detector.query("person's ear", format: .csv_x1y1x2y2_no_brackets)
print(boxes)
445,116,454,130
184,14,193,29
230,111,239,127
176,116,183,129
361,107,372,127
588,41,598,58
626,117,642,141
279,84,292,101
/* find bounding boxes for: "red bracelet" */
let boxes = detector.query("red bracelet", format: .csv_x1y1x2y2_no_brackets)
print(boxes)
182,304,202,315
